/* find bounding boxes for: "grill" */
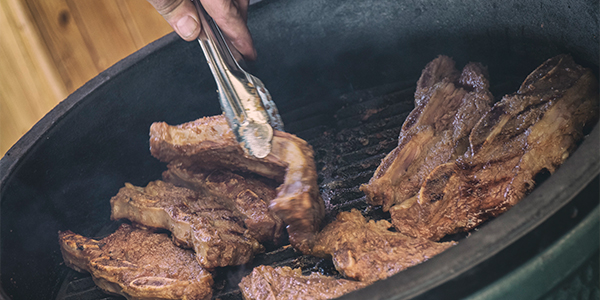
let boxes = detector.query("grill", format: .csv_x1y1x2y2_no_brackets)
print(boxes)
55,72,586,300
1,0,598,299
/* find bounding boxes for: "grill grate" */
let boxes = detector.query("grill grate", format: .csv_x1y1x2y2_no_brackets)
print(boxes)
55,79,434,300
56,274,116,300
211,80,417,299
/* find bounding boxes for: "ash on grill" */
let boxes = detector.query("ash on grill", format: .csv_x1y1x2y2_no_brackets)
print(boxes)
56,76,524,300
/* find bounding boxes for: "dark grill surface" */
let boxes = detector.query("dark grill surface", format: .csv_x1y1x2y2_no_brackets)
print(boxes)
55,76,520,300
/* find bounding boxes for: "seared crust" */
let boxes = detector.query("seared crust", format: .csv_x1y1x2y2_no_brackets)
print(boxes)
391,54,599,240
311,209,455,283
414,54,460,106
239,265,367,300
361,56,493,211
58,224,213,300
149,115,325,254
267,130,324,254
163,166,285,245
110,180,263,268
150,115,286,180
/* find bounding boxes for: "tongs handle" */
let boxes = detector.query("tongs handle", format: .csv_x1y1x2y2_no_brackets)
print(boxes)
192,0,282,158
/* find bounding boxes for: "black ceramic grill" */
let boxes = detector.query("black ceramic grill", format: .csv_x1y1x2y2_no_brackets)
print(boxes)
1,0,598,299
53,74,529,300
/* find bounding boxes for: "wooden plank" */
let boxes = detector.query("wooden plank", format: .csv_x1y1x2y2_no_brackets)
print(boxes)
5,0,67,102
1,0,174,156
117,0,173,48
66,0,140,71
24,0,99,92
116,0,146,48
0,0,66,155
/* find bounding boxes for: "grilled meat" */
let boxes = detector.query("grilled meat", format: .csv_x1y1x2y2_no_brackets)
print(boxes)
150,115,285,180
110,180,263,268
414,54,460,106
239,265,368,300
390,54,599,240
150,115,325,254
361,56,494,211
163,166,285,245
58,224,213,300
311,209,455,282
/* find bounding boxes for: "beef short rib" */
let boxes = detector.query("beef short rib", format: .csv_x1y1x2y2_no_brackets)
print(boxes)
59,224,213,300
361,56,494,211
110,180,263,268
239,265,367,300
150,115,325,254
311,209,455,283
163,166,285,245
391,54,599,240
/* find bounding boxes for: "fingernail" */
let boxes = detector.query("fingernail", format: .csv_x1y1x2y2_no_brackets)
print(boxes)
177,15,199,39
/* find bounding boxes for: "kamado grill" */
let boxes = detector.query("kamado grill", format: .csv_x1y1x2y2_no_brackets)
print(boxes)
1,0,598,299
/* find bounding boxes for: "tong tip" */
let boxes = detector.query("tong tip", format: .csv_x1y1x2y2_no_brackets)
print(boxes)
238,121,273,158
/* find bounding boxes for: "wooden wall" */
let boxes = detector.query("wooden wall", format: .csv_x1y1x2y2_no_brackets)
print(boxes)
0,0,172,155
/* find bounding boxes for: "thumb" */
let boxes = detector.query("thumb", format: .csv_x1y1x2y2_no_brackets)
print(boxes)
148,0,201,41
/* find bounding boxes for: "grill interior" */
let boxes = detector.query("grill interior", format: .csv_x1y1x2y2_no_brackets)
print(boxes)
3,0,599,298
54,72,524,300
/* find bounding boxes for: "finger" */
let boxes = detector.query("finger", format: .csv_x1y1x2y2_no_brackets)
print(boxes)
234,0,249,22
201,0,256,60
147,0,201,41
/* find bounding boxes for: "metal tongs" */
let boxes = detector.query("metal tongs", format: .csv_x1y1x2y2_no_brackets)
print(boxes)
192,0,284,158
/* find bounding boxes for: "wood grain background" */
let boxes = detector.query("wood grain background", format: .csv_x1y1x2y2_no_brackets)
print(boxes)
0,0,172,155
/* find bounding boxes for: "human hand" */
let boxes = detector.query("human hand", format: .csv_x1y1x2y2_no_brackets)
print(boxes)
147,0,257,60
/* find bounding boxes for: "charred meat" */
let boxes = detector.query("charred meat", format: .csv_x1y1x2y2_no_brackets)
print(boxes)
150,115,286,180
58,224,213,300
163,166,285,245
361,56,494,211
239,265,368,300
110,180,263,268
311,209,455,282
390,54,599,240
58,53,598,300
150,115,325,254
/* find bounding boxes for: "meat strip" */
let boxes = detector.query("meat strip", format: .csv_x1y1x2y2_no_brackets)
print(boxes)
361,56,494,211
414,54,460,106
163,166,285,245
110,180,263,268
150,115,325,253
239,265,368,300
311,209,455,283
391,54,599,240
59,224,213,300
